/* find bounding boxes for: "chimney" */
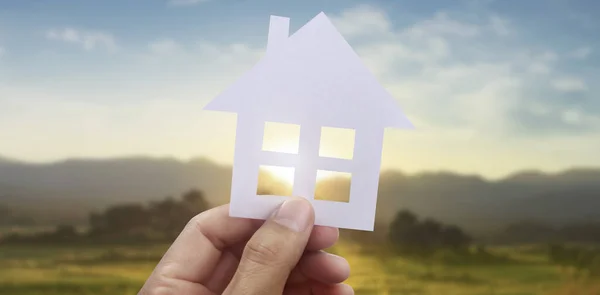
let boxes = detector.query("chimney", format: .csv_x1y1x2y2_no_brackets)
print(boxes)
267,15,290,53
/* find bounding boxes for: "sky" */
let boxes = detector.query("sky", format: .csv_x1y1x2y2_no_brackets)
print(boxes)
0,0,599,179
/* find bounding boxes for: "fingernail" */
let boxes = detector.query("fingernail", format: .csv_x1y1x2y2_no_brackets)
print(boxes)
273,198,312,232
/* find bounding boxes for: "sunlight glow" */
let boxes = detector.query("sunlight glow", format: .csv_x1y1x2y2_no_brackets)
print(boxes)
316,169,342,182
262,122,300,154
315,170,352,202
260,122,355,186
261,165,295,185
260,166,348,186
319,127,355,160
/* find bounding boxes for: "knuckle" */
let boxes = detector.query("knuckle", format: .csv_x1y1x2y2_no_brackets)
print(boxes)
139,260,186,295
142,286,174,295
243,237,284,268
139,273,177,295
156,260,179,279
186,212,222,248
186,212,208,232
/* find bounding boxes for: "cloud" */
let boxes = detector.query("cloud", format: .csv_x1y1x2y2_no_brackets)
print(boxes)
167,0,210,6
406,12,481,38
3,3,599,177
552,77,588,92
560,108,600,127
0,38,265,163
45,28,117,52
332,6,510,130
489,15,511,36
330,5,391,38
539,51,559,62
527,62,551,74
148,39,182,54
524,50,558,74
561,109,583,125
568,46,592,60
328,5,599,135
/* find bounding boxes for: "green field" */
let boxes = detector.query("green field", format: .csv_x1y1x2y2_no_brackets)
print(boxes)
0,242,598,295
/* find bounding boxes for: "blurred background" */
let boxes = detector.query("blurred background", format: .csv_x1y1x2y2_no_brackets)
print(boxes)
1,0,600,294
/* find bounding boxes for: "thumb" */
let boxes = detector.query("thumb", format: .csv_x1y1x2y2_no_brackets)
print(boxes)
223,197,314,295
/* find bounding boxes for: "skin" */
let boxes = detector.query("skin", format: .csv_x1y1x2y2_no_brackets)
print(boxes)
139,197,354,295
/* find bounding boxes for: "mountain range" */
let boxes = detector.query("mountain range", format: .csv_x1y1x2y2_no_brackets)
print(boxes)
1,155,599,234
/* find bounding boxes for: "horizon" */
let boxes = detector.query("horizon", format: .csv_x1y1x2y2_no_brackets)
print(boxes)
2,152,600,182
1,0,599,180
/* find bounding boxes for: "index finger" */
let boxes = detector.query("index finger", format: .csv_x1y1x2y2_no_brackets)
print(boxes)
150,204,261,284
147,204,339,286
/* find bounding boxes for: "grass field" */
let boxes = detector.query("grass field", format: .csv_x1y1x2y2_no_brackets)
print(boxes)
1,242,599,295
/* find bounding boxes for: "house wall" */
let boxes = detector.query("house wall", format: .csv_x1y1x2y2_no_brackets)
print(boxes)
346,127,385,229
229,113,264,217
228,111,386,230
292,120,321,198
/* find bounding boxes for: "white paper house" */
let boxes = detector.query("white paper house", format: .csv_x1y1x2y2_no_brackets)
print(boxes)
203,12,413,231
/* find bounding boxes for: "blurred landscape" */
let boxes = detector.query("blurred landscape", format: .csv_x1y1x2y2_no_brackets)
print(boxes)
1,155,600,294
2,0,600,294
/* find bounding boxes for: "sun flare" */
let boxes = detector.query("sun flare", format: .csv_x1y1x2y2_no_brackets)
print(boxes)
261,166,347,186
261,124,355,186
262,165,295,185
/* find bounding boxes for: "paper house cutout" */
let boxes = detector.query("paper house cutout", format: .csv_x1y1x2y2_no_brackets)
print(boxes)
203,12,413,231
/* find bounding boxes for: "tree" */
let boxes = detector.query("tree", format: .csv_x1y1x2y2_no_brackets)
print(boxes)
388,210,421,253
440,225,471,250
590,255,600,277
388,210,472,256
104,204,149,233
420,219,444,250
182,189,210,212
148,189,210,239
86,188,210,242
53,225,78,240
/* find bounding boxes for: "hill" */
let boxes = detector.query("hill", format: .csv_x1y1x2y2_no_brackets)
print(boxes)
374,169,600,234
0,157,232,224
1,156,599,231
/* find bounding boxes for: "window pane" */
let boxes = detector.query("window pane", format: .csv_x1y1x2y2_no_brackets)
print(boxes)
319,126,355,159
257,165,295,196
314,170,351,203
262,122,300,154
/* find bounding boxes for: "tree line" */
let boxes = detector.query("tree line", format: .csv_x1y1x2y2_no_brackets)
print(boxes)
388,210,472,256
1,189,475,255
496,220,600,244
0,189,209,244
2,187,600,266
549,244,600,277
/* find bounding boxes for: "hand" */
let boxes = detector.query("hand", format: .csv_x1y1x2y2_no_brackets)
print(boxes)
139,197,353,295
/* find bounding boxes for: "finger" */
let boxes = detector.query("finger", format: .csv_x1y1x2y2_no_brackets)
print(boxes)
207,249,349,293
312,283,354,295
204,221,338,294
287,251,350,284
206,249,348,294
226,225,339,260
146,204,262,286
203,250,238,293
223,197,314,295
283,283,354,295
138,276,213,295
307,226,339,250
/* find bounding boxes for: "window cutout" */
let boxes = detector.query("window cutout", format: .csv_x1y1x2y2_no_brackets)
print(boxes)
319,127,355,159
262,122,300,154
314,170,351,203
257,165,295,196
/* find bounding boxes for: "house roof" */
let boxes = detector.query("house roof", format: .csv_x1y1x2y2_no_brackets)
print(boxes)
203,12,414,130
